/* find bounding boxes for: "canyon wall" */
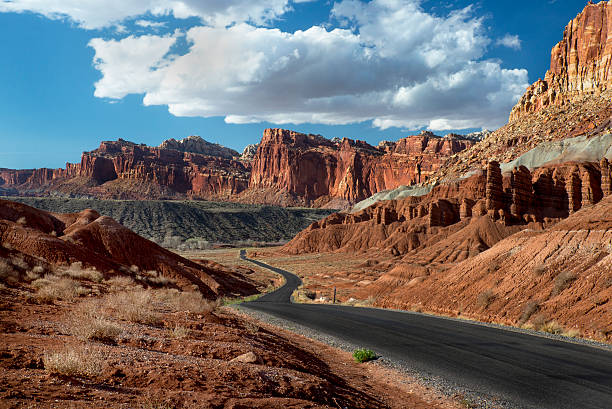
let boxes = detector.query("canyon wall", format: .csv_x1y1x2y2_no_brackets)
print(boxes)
510,1,612,121
246,128,473,206
0,130,473,206
0,139,250,200
284,159,611,256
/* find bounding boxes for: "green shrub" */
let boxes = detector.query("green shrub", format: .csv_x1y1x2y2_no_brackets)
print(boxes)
353,348,376,363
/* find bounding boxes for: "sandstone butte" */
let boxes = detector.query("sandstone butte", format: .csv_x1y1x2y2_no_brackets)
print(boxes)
280,1,612,341
0,130,474,208
510,0,612,121
434,0,612,182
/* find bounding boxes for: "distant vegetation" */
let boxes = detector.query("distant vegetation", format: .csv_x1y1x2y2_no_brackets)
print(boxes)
4,197,335,248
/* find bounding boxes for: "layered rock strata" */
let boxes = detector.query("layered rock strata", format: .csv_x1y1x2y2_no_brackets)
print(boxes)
0,139,250,200
602,157,612,196
510,1,612,121
1,129,474,206
285,160,609,256
432,1,612,183
245,128,474,206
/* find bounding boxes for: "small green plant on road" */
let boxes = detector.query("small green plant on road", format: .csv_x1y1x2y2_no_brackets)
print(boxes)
353,348,376,363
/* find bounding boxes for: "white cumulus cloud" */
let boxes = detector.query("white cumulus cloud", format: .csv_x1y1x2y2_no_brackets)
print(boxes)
2,0,530,131
496,34,522,50
0,0,294,28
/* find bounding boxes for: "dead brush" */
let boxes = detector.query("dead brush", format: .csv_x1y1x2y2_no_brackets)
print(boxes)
539,320,563,335
105,275,138,291
25,265,45,282
32,276,89,303
70,301,123,344
476,289,495,309
62,262,104,283
105,290,162,326
0,258,19,285
155,289,218,314
43,345,107,378
552,271,577,296
140,270,176,287
519,300,539,325
532,263,547,276
168,325,190,339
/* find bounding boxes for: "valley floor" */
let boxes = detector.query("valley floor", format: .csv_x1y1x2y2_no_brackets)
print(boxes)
0,270,457,409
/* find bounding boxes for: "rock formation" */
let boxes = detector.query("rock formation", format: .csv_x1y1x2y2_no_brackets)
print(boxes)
602,157,612,196
0,198,257,298
485,162,504,212
0,139,251,201
510,1,612,121
285,160,609,256
1,129,473,207
432,2,612,183
240,144,259,161
510,166,533,218
581,165,603,206
246,128,474,207
566,166,583,213
159,135,239,159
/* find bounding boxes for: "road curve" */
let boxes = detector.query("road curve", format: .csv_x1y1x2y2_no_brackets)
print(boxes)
240,251,612,409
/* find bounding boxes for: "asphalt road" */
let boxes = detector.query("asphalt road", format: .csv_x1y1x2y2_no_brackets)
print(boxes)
240,251,612,409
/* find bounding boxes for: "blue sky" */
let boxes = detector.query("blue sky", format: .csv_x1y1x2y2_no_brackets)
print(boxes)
0,0,592,169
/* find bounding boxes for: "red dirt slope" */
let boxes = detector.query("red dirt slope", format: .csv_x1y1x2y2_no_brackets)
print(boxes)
0,199,257,299
364,195,612,340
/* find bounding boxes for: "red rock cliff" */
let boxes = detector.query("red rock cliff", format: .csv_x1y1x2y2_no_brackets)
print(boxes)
510,1,612,121
2,130,473,206
1,139,250,200
248,129,473,206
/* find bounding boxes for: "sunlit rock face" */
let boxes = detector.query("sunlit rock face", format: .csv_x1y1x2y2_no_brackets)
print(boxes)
510,1,612,121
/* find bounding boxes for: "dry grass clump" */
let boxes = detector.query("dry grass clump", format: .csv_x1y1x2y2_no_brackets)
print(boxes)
169,325,189,339
552,271,577,296
70,303,123,343
32,276,89,303
476,289,495,309
106,290,162,326
528,314,564,335
519,300,539,325
532,263,547,276
62,262,104,283
562,328,580,338
43,345,107,377
139,270,176,287
25,265,45,282
0,258,20,285
72,316,123,343
105,275,138,291
155,288,218,314
10,254,29,270
538,320,563,335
